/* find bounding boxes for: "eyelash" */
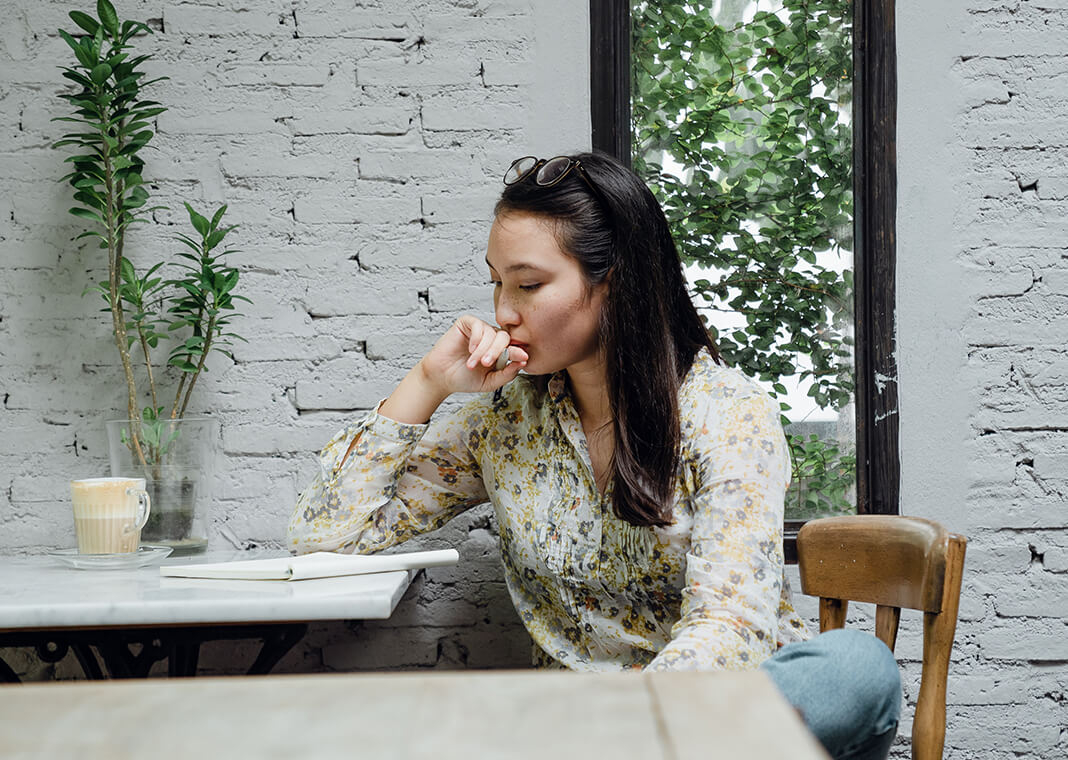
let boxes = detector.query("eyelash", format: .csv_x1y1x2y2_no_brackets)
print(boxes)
489,281,541,292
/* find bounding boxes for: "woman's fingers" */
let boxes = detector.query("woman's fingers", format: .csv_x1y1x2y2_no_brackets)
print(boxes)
466,326,498,369
450,316,527,389
493,343,528,371
480,329,513,369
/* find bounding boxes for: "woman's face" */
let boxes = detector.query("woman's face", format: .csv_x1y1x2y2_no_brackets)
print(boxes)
486,212,607,376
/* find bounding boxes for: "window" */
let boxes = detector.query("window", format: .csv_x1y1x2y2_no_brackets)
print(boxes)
590,0,898,559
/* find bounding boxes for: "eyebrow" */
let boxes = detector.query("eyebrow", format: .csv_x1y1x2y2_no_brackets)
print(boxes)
484,258,549,274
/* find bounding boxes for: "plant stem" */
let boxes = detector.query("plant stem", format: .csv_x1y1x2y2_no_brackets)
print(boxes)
101,98,146,468
137,325,159,412
178,315,215,418
171,302,205,419
170,374,188,420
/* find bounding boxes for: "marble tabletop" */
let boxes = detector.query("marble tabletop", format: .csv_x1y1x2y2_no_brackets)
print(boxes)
0,670,831,759
0,551,416,632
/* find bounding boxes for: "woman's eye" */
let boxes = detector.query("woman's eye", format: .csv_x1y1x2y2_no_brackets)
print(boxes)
519,284,542,292
488,280,501,288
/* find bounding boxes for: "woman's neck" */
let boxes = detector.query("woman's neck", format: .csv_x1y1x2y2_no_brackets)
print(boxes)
565,355,612,429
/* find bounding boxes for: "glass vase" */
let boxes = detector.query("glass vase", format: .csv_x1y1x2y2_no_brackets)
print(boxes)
106,417,218,555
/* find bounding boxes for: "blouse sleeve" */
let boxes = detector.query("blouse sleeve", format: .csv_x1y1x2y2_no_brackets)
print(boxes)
287,399,489,555
646,388,790,671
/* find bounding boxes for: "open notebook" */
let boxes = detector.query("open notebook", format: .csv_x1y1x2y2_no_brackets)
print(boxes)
159,549,459,581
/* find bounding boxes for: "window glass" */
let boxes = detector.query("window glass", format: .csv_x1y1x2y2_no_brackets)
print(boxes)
631,0,855,519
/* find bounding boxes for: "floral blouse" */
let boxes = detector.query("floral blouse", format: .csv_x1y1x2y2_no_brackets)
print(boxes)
288,350,810,671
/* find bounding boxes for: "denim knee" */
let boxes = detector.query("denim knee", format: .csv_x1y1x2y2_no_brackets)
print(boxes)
762,628,902,759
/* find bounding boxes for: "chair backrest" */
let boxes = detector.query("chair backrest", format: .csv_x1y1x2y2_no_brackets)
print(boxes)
796,515,967,760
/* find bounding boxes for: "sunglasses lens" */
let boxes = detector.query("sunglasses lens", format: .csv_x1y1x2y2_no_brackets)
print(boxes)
505,156,538,185
536,157,573,186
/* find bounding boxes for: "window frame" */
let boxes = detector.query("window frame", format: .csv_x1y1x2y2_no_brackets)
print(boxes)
589,0,900,562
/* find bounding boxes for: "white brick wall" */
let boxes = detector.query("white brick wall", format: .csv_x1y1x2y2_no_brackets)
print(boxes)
0,0,587,676
5,1,1065,755
899,0,1068,757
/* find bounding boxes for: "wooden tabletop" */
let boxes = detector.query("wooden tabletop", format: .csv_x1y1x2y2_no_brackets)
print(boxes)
0,669,829,759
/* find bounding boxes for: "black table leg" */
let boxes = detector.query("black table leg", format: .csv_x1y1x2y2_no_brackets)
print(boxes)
0,624,310,681
169,641,201,677
72,644,105,680
0,653,20,683
247,624,308,675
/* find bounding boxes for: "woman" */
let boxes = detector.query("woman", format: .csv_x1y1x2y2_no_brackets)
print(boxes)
289,152,900,760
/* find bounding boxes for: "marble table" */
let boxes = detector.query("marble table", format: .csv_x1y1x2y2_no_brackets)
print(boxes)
0,670,831,759
0,551,417,681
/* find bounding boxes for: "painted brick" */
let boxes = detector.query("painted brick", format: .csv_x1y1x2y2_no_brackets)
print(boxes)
295,374,396,411
979,623,1068,661
481,60,535,86
223,415,350,456
217,63,330,88
358,54,478,87
304,275,420,316
359,150,481,183
421,91,526,131
427,284,491,313
948,674,1029,706
294,191,422,224
991,575,1068,617
358,238,479,273
288,104,416,136
364,331,438,361
295,11,410,40
422,187,499,222
163,5,293,37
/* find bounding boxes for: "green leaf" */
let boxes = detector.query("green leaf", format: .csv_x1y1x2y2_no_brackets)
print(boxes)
68,11,101,36
68,207,104,223
97,0,119,38
184,202,210,237
210,204,228,229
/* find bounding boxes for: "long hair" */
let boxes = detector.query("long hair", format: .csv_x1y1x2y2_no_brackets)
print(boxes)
495,152,720,528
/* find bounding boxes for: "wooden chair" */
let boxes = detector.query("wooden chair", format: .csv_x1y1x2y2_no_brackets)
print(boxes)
796,515,967,760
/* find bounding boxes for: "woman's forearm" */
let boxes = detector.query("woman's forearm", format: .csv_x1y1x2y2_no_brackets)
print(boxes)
378,359,451,424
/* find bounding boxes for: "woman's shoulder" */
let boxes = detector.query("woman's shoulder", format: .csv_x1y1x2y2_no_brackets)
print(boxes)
680,349,771,406
678,350,784,447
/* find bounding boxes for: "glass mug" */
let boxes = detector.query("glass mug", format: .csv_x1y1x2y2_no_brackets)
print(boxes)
70,477,151,554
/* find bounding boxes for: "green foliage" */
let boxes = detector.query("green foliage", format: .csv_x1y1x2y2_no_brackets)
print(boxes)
53,1,164,248
787,433,855,518
167,202,250,378
631,0,855,517
120,405,181,465
53,3,250,468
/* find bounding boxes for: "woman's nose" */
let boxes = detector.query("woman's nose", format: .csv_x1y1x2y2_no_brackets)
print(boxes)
495,293,520,329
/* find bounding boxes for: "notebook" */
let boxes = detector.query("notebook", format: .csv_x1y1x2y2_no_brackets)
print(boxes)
159,548,459,581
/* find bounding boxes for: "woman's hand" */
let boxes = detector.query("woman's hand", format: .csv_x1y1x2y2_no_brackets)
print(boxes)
419,315,529,396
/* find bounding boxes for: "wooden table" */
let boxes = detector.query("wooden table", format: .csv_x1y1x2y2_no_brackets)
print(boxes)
0,552,418,680
0,669,829,759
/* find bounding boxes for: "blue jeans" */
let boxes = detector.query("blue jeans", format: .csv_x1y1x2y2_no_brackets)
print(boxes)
760,628,902,760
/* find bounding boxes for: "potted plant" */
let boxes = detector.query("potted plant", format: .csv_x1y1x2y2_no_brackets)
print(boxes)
54,1,250,553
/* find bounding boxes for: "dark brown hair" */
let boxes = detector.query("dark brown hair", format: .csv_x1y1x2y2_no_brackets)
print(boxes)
495,152,720,527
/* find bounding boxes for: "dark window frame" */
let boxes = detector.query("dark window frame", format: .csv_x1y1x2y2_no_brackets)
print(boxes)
589,0,900,562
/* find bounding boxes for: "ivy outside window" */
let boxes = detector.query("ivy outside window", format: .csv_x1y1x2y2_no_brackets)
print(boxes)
630,0,856,521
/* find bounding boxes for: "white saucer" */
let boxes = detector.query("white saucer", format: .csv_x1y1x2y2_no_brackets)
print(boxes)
48,545,174,570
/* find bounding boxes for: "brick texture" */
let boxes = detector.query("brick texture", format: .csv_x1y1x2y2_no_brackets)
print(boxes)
896,0,1068,757
0,0,585,679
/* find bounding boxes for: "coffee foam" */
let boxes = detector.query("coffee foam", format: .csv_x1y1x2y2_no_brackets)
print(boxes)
70,477,149,553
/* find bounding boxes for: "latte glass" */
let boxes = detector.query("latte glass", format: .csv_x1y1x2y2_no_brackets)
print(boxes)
70,477,151,554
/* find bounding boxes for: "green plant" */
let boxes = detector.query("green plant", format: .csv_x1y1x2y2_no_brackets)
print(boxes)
631,0,855,515
788,434,855,518
53,1,247,469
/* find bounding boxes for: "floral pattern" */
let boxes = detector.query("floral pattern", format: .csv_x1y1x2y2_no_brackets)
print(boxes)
288,350,810,671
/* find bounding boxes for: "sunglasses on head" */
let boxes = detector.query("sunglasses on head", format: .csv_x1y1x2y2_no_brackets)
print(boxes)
503,156,607,208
